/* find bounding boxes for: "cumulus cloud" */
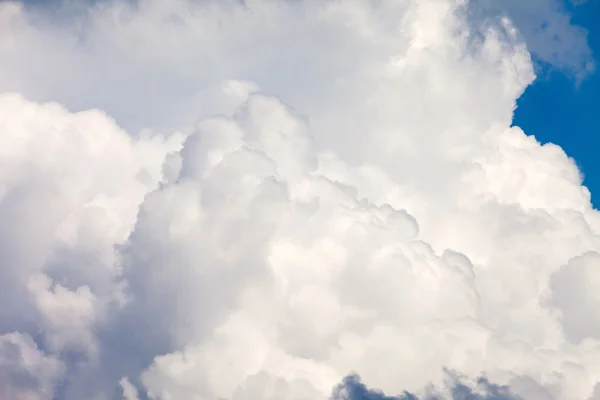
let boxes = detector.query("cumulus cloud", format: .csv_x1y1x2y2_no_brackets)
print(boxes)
0,0,600,400
0,0,593,136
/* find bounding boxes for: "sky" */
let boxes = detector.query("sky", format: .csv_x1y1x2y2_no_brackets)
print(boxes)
513,0,600,207
2,1,600,400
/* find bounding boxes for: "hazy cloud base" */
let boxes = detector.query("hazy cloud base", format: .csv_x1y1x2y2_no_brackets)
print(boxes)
0,0,599,399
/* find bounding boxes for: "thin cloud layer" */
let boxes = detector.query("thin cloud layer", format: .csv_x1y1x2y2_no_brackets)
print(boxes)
464,0,594,79
0,1,600,400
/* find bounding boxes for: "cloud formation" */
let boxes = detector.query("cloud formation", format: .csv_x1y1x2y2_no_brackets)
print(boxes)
0,0,593,136
0,0,599,399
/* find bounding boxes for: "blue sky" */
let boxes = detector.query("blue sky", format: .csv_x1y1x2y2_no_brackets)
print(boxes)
513,0,600,207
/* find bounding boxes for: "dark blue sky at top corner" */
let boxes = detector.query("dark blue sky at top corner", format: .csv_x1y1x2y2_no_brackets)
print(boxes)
512,0,600,208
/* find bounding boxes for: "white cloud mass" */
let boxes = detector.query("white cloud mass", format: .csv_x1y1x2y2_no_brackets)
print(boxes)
0,0,599,399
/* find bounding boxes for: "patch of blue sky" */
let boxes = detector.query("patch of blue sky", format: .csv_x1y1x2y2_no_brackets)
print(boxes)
513,0,600,207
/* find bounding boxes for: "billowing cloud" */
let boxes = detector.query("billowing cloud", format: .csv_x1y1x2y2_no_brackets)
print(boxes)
0,0,599,399
0,0,593,136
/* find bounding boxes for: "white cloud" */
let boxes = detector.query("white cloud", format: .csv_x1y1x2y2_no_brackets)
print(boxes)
549,252,600,344
0,332,64,400
0,1,599,400
119,377,140,400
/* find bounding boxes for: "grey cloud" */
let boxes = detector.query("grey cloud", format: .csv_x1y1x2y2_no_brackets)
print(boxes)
332,373,522,400
332,372,522,400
